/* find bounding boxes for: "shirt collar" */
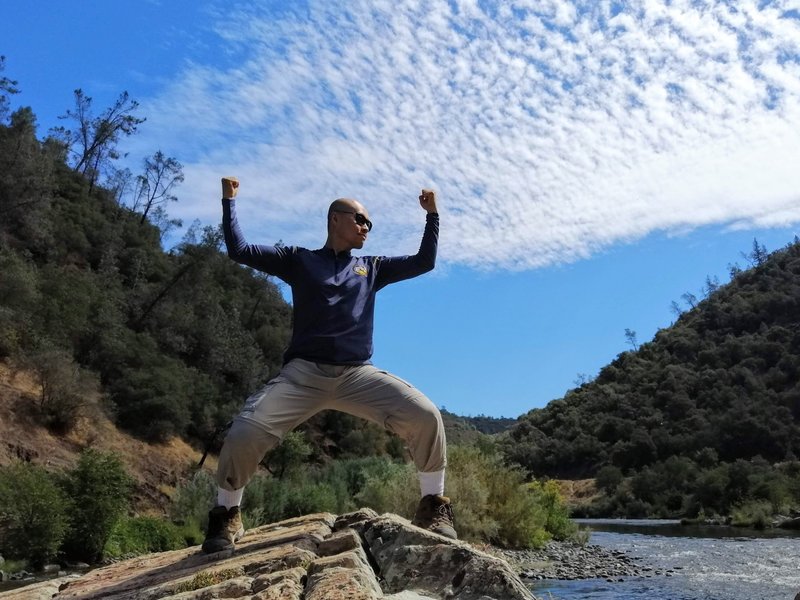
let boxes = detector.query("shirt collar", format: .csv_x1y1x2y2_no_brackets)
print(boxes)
320,246,352,258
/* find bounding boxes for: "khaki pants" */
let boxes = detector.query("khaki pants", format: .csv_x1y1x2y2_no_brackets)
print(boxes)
217,359,446,491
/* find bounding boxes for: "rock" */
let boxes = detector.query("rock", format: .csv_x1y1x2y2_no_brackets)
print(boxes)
0,509,533,600
317,528,362,556
363,514,533,599
776,516,800,530
0,574,81,600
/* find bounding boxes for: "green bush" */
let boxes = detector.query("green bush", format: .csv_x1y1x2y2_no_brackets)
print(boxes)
731,500,773,529
104,516,187,558
243,457,418,528
284,482,339,517
354,461,418,517
263,431,312,480
61,449,133,562
0,462,69,566
170,470,216,533
26,348,99,433
447,445,559,548
528,480,577,541
595,465,624,494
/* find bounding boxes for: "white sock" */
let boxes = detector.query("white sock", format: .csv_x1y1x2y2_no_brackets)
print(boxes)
217,487,244,509
418,470,445,497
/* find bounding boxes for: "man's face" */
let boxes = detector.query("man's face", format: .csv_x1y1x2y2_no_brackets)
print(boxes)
332,201,371,249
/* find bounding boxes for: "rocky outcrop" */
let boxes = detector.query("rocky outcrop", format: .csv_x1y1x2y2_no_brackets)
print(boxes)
0,510,534,600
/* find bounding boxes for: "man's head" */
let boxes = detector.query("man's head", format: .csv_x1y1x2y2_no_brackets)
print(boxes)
326,198,372,251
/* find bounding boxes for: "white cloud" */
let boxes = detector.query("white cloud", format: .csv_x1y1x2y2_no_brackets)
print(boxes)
133,0,800,269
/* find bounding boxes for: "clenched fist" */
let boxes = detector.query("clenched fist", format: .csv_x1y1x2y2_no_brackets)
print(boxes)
222,176,240,200
419,189,437,214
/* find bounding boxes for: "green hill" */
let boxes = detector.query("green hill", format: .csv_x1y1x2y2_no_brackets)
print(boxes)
503,239,800,519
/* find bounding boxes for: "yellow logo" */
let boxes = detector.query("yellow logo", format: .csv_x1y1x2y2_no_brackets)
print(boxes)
353,265,368,277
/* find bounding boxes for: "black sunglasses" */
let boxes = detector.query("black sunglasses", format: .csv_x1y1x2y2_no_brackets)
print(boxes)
333,209,373,232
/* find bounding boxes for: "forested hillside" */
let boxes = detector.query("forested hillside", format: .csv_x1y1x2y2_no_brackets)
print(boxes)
0,106,292,444
504,239,800,519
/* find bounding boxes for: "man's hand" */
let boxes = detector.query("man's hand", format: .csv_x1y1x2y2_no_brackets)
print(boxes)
419,189,437,214
222,176,240,200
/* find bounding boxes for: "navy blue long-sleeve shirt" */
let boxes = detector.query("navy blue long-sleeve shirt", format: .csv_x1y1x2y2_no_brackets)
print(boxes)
222,199,439,365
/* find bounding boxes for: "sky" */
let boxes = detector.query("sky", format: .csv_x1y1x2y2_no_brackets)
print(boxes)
3,0,800,418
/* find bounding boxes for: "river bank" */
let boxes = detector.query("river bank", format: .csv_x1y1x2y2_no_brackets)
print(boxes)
491,539,669,582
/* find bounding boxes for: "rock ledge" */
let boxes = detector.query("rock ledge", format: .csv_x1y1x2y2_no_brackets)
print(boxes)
0,509,534,600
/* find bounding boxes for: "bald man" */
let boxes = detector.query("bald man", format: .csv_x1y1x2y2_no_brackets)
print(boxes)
202,177,455,553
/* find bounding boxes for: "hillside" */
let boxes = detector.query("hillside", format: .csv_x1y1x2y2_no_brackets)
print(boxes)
0,362,216,512
503,238,800,518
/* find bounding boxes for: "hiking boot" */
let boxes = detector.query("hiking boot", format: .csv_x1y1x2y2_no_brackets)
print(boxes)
412,494,457,539
201,505,244,553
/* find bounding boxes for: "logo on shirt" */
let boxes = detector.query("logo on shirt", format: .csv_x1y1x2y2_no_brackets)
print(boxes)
353,265,368,277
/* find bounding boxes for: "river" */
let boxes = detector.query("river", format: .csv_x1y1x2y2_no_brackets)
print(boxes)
529,519,800,600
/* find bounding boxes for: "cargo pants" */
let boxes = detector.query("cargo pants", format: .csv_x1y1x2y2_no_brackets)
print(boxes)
216,358,447,491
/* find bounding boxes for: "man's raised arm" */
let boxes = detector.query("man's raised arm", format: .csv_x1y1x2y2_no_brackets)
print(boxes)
374,188,439,290
220,177,292,280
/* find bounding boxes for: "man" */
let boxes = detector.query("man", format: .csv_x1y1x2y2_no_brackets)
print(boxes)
202,176,456,553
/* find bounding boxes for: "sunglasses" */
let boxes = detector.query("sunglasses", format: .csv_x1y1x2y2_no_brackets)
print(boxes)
333,209,373,232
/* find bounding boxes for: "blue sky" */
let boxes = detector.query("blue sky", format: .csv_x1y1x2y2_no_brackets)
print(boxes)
3,1,800,418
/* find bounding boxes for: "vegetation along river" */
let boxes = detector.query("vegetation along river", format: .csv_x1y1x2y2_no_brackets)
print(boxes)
529,519,800,600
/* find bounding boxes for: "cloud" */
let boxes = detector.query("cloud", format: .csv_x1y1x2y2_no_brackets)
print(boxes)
134,0,800,269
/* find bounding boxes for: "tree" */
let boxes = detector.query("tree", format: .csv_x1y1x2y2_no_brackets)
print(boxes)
27,349,99,433
703,275,720,297
60,450,132,562
624,328,639,351
52,89,144,192
727,262,742,280
132,150,184,226
681,291,698,309
0,462,69,566
264,431,313,479
742,238,768,267
596,465,624,494
0,55,20,122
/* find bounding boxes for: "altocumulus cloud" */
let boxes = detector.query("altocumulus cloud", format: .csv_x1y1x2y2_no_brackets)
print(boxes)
139,0,800,270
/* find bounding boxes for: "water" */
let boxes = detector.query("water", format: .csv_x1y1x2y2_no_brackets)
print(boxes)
530,520,800,600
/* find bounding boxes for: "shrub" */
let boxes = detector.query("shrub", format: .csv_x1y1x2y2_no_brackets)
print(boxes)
284,482,338,517
26,348,99,433
170,470,216,534
731,500,773,529
241,474,292,528
243,457,418,528
110,364,192,442
0,462,69,566
104,516,186,558
354,461,418,517
595,465,624,494
263,431,312,480
450,445,554,547
60,449,133,562
528,480,577,541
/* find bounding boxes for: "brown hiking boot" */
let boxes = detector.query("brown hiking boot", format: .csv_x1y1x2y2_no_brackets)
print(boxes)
201,505,245,553
412,494,457,539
